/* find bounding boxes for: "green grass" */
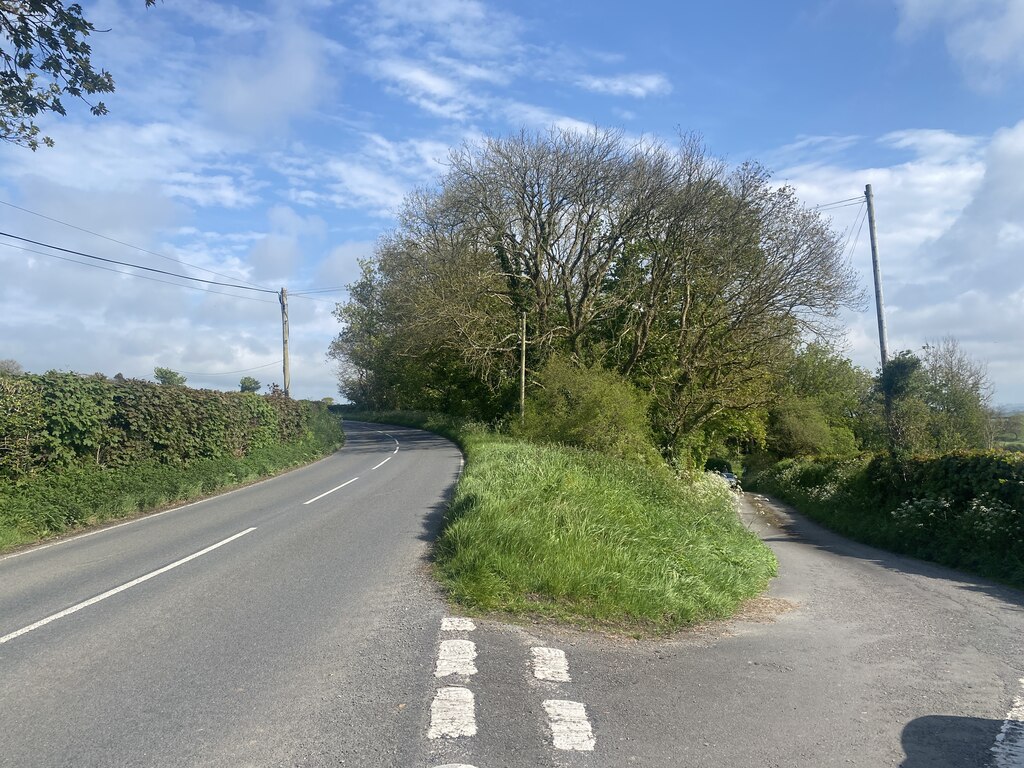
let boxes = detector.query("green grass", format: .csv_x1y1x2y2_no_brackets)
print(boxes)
0,429,344,553
436,433,776,632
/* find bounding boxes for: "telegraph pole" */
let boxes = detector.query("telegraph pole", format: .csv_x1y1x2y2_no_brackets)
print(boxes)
865,184,889,366
519,311,526,423
279,287,290,397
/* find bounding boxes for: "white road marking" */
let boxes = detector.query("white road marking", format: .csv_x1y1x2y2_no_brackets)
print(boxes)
992,677,1024,767
532,646,571,682
371,456,392,470
302,477,358,505
543,699,595,751
428,686,477,738
0,527,257,645
433,765,477,768
441,617,475,632
435,639,477,677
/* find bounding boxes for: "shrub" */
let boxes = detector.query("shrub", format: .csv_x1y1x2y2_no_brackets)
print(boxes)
516,355,658,463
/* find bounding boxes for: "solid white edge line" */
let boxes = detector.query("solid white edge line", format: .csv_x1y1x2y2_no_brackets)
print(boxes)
0,527,257,645
371,456,392,471
992,677,1024,767
303,477,359,505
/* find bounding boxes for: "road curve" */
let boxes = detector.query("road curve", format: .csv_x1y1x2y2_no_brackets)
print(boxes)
0,421,463,768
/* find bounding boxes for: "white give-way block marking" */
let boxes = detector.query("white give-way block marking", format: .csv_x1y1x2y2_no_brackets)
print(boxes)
435,639,477,677
441,617,476,632
428,686,477,739
543,699,596,751
992,677,1024,768
531,646,571,682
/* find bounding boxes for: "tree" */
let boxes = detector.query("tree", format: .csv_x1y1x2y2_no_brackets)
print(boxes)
0,358,23,375
153,366,185,386
1,0,155,149
877,338,993,456
239,376,261,393
329,129,863,464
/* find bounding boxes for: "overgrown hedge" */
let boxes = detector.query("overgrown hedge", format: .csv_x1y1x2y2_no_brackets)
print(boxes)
0,372,344,549
1,372,322,478
748,453,1024,587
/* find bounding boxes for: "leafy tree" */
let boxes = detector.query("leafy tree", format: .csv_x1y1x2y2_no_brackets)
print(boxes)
0,358,24,375
766,344,875,458
1,0,155,149
153,366,186,386
329,129,862,465
239,376,261,393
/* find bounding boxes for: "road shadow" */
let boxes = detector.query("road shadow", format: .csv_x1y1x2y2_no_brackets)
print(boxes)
901,714,1008,767
746,493,1024,612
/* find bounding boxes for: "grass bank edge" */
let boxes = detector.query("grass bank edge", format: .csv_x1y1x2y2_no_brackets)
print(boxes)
344,409,778,634
0,421,345,554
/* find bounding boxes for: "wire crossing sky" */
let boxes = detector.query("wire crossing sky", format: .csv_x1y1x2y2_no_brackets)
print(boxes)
0,0,1021,403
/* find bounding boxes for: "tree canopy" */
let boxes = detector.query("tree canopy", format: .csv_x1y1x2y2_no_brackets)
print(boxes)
330,129,864,465
1,0,154,149
153,366,186,386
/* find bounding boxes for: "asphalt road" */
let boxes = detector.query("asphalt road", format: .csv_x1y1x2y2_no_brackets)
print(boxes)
2,422,1022,767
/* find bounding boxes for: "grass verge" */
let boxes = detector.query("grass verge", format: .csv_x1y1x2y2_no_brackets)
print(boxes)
0,429,344,553
345,411,778,633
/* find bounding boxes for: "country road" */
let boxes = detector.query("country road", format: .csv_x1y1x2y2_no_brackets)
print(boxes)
1,422,1022,767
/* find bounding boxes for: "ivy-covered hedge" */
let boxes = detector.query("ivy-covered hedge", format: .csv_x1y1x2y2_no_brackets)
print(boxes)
747,453,1024,588
0,372,324,479
0,372,344,549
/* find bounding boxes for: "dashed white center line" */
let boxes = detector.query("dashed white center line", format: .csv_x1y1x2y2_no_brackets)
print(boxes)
441,617,475,632
371,456,392,471
543,699,596,751
428,686,477,739
531,646,571,682
435,639,477,677
302,477,358,505
0,527,257,645
992,677,1024,767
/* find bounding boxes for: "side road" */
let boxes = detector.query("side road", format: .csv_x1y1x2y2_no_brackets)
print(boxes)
449,490,1024,767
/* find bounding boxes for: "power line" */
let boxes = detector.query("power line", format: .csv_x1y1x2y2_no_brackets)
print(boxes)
0,230,278,294
0,241,277,304
0,198,271,291
813,196,864,210
291,286,347,295
174,361,283,376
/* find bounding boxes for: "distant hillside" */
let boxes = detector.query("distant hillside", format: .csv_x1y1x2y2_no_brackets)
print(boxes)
998,403,1024,415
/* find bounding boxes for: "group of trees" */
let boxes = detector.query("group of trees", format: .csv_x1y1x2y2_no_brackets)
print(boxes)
330,129,864,465
330,129,999,466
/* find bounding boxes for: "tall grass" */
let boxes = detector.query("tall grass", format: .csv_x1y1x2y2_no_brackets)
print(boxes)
435,431,776,632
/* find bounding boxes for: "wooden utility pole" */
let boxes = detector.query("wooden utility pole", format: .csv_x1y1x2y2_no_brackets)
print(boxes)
279,287,290,397
865,184,889,366
519,311,527,422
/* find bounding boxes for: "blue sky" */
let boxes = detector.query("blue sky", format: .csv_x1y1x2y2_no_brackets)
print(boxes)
1,0,1022,404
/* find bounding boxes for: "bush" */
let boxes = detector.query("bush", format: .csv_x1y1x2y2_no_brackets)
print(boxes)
516,355,658,463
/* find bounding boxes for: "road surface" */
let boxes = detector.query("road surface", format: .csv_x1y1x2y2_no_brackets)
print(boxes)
1,422,1021,767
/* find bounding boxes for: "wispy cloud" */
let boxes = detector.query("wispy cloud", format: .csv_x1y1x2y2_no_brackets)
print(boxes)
576,72,672,98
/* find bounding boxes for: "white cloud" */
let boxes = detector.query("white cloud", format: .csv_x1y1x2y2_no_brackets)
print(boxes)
895,0,1024,87
576,73,672,98
202,22,337,137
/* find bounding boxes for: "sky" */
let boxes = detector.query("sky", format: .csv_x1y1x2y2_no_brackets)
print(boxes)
1,0,1022,405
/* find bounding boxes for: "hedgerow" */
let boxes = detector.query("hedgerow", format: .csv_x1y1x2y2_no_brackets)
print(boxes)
0,372,344,549
748,453,1024,587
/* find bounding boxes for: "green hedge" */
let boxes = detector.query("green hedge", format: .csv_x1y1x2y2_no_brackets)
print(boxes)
0,372,344,549
0,372,318,478
748,453,1024,587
